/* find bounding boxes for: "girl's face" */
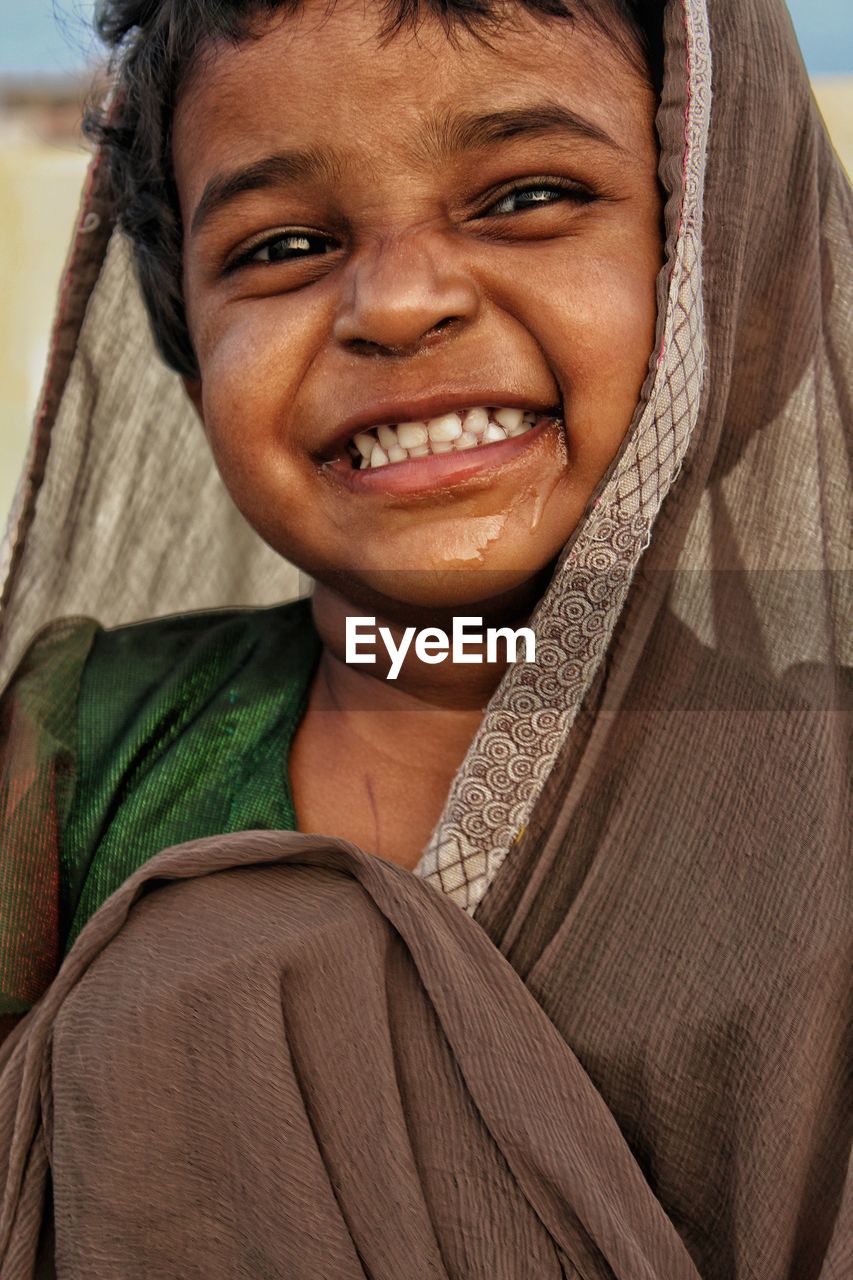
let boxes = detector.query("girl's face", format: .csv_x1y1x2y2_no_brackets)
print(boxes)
175,0,662,615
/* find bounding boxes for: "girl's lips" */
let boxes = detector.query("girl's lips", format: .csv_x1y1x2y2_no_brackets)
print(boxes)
321,415,560,496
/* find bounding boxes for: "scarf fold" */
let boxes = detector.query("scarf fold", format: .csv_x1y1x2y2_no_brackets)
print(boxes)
1,829,704,1280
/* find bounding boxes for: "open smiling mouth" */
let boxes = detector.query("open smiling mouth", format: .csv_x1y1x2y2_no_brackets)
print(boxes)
342,405,562,470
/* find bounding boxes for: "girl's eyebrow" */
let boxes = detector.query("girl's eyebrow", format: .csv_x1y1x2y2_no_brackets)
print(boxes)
189,101,621,238
422,102,623,159
190,147,341,236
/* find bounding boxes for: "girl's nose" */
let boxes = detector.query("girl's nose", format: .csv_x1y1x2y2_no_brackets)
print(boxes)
332,233,480,356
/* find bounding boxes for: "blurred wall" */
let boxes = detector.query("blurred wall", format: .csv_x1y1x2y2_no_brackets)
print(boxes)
0,137,89,528
814,76,853,168
0,78,851,533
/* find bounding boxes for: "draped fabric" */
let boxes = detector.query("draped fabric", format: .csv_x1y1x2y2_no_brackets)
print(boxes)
0,0,850,1277
0,831,706,1280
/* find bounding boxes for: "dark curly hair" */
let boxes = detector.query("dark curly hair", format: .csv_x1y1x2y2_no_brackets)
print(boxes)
87,1,664,379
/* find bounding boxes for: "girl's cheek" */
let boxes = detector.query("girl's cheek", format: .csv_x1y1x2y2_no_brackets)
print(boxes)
561,266,657,407
493,236,656,386
199,299,315,451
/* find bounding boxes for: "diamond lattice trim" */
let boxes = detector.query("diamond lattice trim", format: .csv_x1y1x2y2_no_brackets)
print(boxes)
416,0,712,914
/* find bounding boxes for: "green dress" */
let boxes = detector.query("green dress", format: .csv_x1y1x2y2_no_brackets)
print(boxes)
0,598,320,1022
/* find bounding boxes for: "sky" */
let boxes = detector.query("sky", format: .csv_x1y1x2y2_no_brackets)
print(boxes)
0,0,850,77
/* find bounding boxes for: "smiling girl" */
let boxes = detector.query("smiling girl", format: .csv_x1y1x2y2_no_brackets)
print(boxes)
179,1,662,867
0,1,850,1277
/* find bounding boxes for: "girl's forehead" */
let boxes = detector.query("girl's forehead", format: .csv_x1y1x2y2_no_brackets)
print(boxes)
174,3,655,202
187,1,647,94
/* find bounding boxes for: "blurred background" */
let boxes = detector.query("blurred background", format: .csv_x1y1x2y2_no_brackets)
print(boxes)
1,0,851,530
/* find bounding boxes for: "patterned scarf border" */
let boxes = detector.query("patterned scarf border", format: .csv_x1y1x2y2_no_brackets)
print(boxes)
417,0,712,912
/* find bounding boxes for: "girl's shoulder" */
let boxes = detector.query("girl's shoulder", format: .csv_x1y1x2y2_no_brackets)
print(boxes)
1,596,315,700
71,596,316,740
0,613,104,1030
0,598,318,1028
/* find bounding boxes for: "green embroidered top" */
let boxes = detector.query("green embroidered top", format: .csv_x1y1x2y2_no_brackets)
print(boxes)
0,598,320,1020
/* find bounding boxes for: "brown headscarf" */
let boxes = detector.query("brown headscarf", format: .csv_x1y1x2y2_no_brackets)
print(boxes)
0,0,850,1277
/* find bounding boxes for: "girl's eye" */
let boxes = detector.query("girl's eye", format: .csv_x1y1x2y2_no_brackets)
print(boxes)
233,230,335,269
484,182,592,216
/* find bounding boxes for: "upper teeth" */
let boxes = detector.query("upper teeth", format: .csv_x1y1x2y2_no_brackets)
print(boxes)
350,406,541,469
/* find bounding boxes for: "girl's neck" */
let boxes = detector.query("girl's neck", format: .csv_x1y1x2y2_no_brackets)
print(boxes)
287,582,535,865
